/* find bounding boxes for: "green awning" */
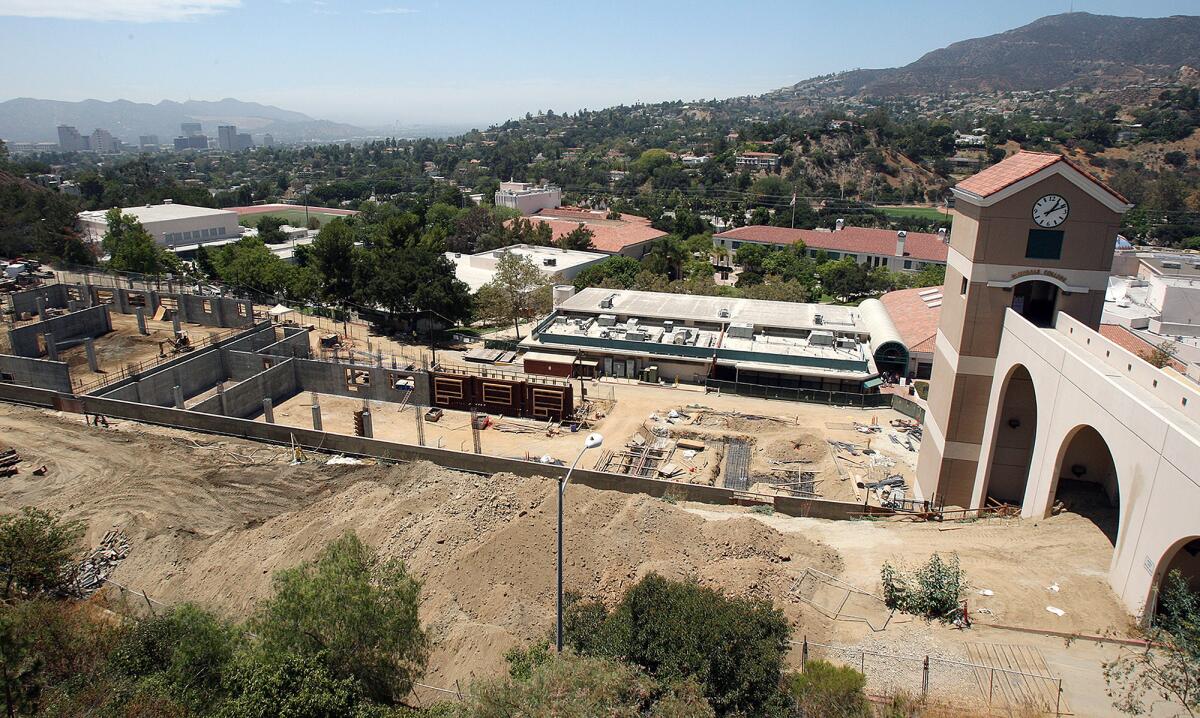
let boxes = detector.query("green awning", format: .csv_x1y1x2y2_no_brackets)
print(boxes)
863,377,884,389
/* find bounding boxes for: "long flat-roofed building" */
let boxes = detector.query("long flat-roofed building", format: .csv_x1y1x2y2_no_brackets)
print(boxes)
520,287,908,394
714,224,948,273
446,244,608,292
78,201,241,249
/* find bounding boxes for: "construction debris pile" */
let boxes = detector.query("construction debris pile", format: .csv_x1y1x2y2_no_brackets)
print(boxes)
0,447,19,478
75,529,130,596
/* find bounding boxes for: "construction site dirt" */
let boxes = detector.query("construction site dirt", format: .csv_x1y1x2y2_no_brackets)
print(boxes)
0,402,1145,715
260,379,919,505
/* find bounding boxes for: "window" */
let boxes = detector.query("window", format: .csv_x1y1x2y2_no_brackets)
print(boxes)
828,252,840,260
903,260,912,270
731,241,741,250
960,277,968,295
1026,230,1064,260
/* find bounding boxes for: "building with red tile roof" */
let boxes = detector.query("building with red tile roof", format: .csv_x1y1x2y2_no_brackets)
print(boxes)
517,208,667,257
879,286,944,379
713,224,947,273
1098,324,1187,373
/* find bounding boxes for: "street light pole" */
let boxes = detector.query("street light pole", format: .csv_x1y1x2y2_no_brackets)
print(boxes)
557,432,603,652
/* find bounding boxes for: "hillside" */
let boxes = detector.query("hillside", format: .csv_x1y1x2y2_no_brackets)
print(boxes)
0,97,367,143
790,13,1200,97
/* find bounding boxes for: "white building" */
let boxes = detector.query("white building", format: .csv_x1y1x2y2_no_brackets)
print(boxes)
78,201,242,249
494,182,562,216
445,244,607,292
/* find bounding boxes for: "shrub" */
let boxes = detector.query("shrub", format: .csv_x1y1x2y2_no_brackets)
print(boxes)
880,553,968,623
251,531,428,704
563,573,790,716
0,507,85,598
787,660,870,718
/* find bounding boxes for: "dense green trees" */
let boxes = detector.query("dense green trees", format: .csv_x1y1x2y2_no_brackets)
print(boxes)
0,508,83,599
101,209,178,275
0,528,428,718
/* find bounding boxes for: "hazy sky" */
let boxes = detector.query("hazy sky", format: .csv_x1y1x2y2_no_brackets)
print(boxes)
0,0,1196,128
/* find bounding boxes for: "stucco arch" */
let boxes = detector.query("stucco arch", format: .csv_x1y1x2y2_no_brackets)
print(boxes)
1046,423,1123,547
1150,535,1200,617
977,363,1040,509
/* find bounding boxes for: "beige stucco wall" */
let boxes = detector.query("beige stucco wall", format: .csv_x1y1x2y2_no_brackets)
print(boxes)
973,309,1200,614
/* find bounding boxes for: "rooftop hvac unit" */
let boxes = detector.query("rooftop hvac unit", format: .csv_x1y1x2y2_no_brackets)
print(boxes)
1163,261,1182,270
627,318,639,327
543,258,557,267
663,320,674,331
600,293,617,309
672,331,687,345
597,314,617,326
814,313,823,325
626,330,647,341
726,322,754,339
836,337,858,350
718,307,731,319
808,330,836,347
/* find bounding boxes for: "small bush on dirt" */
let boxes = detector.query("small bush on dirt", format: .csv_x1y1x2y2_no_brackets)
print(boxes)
749,505,775,516
787,660,870,717
0,507,85,599
880,553,968,623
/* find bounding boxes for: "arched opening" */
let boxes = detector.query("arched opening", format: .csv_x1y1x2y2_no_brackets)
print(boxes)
1012,280,1059,328
983,365,1037,507
1152,537,1200,618
1052,425,1120,545
872,341,909,381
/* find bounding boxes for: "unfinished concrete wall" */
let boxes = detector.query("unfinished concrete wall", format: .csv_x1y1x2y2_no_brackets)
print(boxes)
103,345,226,406
293,358,430,407
7,284,71,316
222,324,282,354
192,360,299,418
261,327,312,359
7,305,112,357
0,355,73,393
177,294,255,328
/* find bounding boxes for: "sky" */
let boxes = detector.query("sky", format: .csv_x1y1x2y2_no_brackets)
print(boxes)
0,0,1197,129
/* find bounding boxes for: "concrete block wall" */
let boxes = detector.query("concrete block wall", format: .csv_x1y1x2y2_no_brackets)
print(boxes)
7,305,113,357
6,284,71,316
223,324,283,353
178,294,255,328
192,360,299,418
0,355,73,393
293,358,430,406
114,346,226,406
261,327,312,359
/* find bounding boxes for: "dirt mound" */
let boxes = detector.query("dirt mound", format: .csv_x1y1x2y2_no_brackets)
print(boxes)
0,404,841,689
760,432,827,463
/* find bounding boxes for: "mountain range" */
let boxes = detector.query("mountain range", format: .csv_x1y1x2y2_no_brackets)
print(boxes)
788,12,1200,97
0,97,367,143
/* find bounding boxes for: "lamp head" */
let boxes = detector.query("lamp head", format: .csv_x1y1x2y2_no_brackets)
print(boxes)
583,432,603,450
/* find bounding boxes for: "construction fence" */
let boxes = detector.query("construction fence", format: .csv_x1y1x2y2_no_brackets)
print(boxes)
704,378,894,408
796,639,1066,716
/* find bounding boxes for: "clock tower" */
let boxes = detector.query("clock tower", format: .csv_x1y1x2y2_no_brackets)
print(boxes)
915,152,1133,507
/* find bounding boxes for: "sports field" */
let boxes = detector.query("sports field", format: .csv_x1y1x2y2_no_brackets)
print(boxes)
878,205,953,222
236,208,345,228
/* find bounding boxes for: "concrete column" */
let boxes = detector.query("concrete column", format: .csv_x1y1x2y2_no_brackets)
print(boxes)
376,350,383,367
216,384,227,416
263,398,275,423
172,311,181,334
311,401,323,431
43,333,57,361
35,296,46,319
391,355,397,369
173,385,184,409
135,306,148,335
85,338,99,372
360,409,373,438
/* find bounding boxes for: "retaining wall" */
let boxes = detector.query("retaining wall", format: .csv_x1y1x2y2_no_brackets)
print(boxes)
7,305,113,357
7,284,72,316
0,355,73,393
293,358,430,406
192,359,299,418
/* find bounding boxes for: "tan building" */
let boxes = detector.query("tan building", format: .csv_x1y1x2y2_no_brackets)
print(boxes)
78,201,242,249
918,152,1132,507
910,152,1200,614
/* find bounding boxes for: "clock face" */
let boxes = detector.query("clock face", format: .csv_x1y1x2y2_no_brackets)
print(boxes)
1032,194,1069,228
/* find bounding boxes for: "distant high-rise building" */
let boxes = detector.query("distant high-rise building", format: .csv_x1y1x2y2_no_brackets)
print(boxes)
90,128,118,154
235,132,253,151
262,133,275,147
173,135,208,151
217,125,237,151
57,125,87,152
181,122,202,137
139,135,159,151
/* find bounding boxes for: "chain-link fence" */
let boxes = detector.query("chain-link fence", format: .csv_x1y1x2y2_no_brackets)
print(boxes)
796,639,1065,716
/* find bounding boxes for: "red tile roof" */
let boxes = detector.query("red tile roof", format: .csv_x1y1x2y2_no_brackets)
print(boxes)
1098,324,1186,372
714,225,948,263
519,208,667,253
738,151,780,158
879,287,942,354
955,150,1129,204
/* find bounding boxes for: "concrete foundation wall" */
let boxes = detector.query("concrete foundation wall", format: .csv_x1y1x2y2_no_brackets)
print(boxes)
0,355,73,392
193,360,299,418
261,327,312,359
119,346,226,406
8,305,112,357
7,284,71,316
294,358,430,407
